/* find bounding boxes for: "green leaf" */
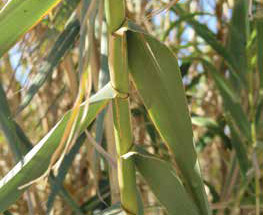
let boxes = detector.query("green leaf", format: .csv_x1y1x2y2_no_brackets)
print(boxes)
78,186,110,214
133,150,199,215
0,83,86,214
0,0,63,57
228,120,249,179
127,29,210,215
226,0,249,84
0,83,115,212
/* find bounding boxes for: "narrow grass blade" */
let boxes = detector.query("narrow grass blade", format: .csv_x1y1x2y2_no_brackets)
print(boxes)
0,0,63,56
202,59,251,141
226,0,249,84
78,186,110,214
1,82,89,213
133,149,199,215
49,174,85,215
127,29,210,215
0,83,28,160
0,83,115,212
228,120,249,179
162,12,210,41
173,5,242,85
46,133,86,213
14,122,33,151
17,18,80,114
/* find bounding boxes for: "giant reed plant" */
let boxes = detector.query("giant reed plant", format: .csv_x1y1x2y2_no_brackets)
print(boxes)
0,0,262,214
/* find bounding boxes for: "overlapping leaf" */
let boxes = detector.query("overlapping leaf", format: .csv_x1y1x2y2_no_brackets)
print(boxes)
127,28,210,215
0,83,115,212
133,149,199,215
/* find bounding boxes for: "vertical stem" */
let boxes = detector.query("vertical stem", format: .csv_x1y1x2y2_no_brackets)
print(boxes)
249,76,260,215
105,1,138,214
248,26,260,215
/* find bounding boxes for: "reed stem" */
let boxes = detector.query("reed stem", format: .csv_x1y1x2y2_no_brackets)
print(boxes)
105,1,138,214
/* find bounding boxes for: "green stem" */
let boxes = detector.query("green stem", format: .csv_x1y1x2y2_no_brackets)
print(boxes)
105,1,138,214
248,38,260,215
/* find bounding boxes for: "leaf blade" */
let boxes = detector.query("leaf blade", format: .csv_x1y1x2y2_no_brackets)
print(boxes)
134,150,199,215
0,0,63,56
0,83,115,212
127,29,210,215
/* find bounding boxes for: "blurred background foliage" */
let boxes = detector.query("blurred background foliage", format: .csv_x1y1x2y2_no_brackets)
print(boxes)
0,0,263,214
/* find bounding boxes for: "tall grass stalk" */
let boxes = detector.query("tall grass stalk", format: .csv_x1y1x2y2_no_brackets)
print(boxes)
105,1,138,214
